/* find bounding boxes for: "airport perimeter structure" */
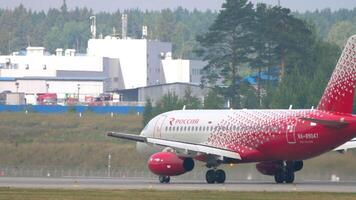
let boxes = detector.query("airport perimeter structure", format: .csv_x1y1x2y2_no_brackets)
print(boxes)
0,105,144,114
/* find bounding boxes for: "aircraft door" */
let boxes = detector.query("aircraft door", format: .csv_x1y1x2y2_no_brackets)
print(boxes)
154,115,167,139
286,120,297,144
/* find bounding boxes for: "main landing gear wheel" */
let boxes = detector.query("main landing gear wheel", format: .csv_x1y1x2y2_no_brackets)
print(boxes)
274,170,285,184
274,165,295,184
285,168,295,183
205,169,226,184
159,176,170,183
215,169,226,183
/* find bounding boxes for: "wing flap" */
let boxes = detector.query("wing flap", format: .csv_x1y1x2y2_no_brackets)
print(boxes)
107,132,146,142
107,131,241,160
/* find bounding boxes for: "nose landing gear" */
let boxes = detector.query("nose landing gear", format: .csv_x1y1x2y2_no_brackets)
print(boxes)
159,176,170,183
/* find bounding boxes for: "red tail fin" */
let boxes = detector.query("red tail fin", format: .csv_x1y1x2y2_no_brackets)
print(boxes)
317,35,356,114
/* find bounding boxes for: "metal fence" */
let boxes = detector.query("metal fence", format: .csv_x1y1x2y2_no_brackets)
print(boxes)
0,166,353,182
0,105,144,114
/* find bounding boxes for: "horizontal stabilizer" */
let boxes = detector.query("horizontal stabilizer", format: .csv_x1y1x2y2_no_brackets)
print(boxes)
300,117,349,128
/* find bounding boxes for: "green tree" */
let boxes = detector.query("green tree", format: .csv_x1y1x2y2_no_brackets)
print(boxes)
44,21,90,53
197,0,255,109
143,98,153,126
327,21,356,48
181,87,201,109
240,83,259,109
250,3,279,107
203,89,224,109
266,6,314,80
155,92,183,114
271,39,340,109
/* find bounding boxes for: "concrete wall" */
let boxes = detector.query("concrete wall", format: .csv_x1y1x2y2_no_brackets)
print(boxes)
138,83,207,104
46,80,103,96
161,59,206,85
147,41,172,85
0,56,103,73
6,93,25,105
0,80,103,96
87,38,148,89
88,38,172,89
189,60,205,84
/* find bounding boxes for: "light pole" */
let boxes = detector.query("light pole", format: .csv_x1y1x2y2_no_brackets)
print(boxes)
108,153,111,177
77,84,80,102
15,82,19,93
90,16,96,39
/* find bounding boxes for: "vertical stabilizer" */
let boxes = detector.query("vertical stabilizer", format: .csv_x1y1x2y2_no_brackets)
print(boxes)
317,35,356,113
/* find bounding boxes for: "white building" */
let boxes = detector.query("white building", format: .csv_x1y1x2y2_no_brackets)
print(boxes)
0,36,206,102
0,46,120,97
0,77,104,101
87,37,172,88
161,53,205,85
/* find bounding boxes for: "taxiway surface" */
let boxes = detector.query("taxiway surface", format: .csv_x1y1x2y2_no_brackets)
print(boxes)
0,177,355,192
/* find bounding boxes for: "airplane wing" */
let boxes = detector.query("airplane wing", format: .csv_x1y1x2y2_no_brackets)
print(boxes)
107,132,241,160
333,138,356,152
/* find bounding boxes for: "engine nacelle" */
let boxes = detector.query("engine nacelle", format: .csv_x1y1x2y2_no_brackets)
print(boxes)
148,152,194,176
256,161,280,176
256,161,304,176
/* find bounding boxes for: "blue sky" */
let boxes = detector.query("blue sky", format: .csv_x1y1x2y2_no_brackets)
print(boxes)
0,0,356,12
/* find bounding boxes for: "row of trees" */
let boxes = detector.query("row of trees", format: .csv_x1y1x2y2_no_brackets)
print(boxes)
0,0,354,122
0,2,216,59
143,0,355,124
197,0,342,110
1,1,355,58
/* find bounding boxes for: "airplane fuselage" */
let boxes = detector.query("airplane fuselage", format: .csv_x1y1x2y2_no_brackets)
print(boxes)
141,109,356,163
109,34,356,184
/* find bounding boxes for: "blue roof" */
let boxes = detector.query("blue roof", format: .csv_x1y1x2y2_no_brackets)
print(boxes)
0,77,16,81
0,77,105,81
243,67,279,85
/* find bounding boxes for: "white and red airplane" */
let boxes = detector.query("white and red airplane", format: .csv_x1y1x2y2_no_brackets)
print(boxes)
108,35,356,184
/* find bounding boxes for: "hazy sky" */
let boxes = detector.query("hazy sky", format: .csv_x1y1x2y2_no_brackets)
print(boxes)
0,0,356,12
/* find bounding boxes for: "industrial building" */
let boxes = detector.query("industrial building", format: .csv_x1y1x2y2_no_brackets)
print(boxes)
0,14,206,105
116,82,208,104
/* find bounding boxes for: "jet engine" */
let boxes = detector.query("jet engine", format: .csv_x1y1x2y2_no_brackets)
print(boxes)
256,161,280,176
256,160,304,176
148,152,194,176
292,160,303,171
